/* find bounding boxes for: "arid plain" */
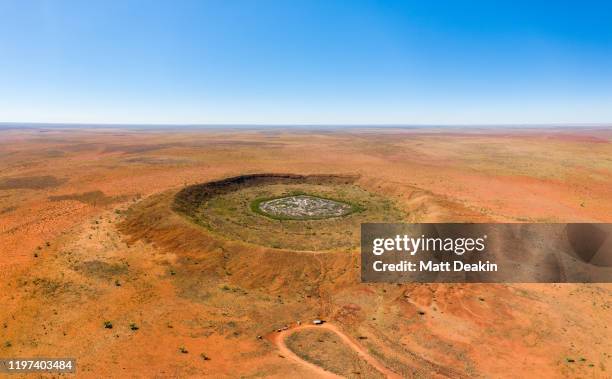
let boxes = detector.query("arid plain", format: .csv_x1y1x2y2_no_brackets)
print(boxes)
0,126,610,378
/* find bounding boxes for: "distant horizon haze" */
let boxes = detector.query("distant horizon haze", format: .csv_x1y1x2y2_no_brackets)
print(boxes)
1,122,611,130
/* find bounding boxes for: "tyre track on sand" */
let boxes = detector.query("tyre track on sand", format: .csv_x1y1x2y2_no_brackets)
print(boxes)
270,323,401,378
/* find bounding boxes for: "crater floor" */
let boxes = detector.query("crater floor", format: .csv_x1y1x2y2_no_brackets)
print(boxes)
257,195,354,219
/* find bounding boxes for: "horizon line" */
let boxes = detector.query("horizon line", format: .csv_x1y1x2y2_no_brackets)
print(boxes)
1,121,611,129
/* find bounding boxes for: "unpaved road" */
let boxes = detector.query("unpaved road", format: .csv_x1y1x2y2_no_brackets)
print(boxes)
270,323,401,378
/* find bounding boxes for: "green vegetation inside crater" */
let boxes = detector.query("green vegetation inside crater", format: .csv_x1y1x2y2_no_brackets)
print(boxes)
190,183,404,251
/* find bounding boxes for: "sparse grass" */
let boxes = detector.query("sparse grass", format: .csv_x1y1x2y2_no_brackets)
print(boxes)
49,191,128,206
0,175,66,190
0,206,17,215
286,329,384,379
74,260,128,280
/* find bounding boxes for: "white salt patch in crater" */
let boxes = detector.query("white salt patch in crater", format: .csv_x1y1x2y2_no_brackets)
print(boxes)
258,195,352,219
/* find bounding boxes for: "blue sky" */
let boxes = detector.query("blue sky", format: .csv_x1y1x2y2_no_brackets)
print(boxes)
1,0,611,124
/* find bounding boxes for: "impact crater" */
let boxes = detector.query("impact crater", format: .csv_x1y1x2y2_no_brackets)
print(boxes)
171,174,405,251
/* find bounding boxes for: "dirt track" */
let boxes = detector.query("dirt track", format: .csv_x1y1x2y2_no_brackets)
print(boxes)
271,323,402,378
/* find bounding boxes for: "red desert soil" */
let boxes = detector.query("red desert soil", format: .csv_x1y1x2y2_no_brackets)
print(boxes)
0,126,611,378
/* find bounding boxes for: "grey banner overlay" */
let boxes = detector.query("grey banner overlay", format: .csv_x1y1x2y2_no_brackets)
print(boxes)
361,223,612,283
